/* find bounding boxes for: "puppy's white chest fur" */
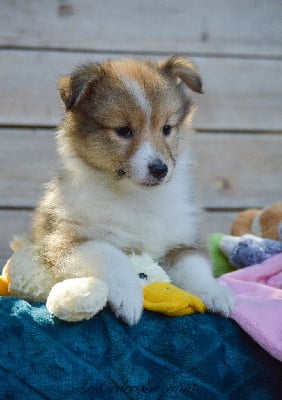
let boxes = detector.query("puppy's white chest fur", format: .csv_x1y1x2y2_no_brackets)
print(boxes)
60,153,198,260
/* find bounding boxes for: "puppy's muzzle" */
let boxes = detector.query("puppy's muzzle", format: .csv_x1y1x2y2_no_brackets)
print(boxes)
148,159,168,180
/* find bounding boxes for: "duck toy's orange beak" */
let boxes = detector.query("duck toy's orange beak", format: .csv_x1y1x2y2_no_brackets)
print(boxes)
143,281,206,316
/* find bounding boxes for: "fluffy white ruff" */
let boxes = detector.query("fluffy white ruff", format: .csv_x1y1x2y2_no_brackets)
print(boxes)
46,277,108,322
56,132,199,262
167,254,234,316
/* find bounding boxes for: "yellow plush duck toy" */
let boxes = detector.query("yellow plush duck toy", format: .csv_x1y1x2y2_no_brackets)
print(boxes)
123,253,205,316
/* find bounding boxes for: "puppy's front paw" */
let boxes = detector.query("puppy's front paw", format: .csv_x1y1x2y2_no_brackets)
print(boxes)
108,281,143,325
199,283,235,317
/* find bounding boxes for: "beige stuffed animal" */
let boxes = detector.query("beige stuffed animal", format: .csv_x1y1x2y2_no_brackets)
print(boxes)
1,237,205,322
231,202,282,241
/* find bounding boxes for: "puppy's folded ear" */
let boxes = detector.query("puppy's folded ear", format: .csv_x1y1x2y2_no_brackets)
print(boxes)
159,56,203,94
58,75,80,110
58,63,103,110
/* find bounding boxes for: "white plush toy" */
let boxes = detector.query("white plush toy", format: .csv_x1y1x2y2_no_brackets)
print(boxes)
1,236,205,322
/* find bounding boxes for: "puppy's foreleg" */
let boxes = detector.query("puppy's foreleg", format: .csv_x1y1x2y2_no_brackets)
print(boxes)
65,241,143,324
164,249,234,316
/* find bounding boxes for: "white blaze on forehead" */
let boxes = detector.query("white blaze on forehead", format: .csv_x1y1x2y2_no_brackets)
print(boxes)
119,74,152,119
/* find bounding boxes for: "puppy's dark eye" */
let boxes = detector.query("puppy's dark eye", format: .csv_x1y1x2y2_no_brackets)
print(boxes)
116,127,133,139
162,125,172,136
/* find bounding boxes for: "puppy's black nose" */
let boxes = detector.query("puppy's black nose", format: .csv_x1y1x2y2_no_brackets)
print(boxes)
148,159,168,180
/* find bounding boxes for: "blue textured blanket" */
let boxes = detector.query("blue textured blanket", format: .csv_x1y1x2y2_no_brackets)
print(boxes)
0,298,281,399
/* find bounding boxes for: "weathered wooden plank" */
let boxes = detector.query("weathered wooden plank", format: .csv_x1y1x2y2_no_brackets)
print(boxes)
1,0,281,57
204,211,237,235
192,133,282,209
0,129,58,207
1,50,282,131
0,209,236,260
0,129,281,208
0,210,34,260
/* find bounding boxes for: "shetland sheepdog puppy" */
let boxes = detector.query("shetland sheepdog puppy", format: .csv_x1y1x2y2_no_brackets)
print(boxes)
32,57,233,324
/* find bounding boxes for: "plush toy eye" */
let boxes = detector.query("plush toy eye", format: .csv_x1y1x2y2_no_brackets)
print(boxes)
139,273,148,280
116,126,133,138
162,125,172,136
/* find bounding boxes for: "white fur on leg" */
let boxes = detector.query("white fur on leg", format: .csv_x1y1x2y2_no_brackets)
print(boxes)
46,277,108,322
65,241,144,325
167,254,234,316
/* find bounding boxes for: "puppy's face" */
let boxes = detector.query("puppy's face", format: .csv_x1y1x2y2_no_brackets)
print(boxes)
58,57,202,187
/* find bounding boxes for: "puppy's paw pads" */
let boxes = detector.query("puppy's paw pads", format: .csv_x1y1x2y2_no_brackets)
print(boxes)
200,284,235,317
108,285,143,325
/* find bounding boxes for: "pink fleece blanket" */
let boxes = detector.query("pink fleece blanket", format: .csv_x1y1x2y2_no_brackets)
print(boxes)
219,253,282,361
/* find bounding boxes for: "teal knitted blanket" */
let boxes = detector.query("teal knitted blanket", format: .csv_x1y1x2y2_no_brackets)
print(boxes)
0,298,281,399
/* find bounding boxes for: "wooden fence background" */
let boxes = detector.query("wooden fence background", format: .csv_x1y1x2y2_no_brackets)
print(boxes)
1,0,282,261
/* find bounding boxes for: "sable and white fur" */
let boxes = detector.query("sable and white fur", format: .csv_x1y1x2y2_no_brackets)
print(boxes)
30,57,233,324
